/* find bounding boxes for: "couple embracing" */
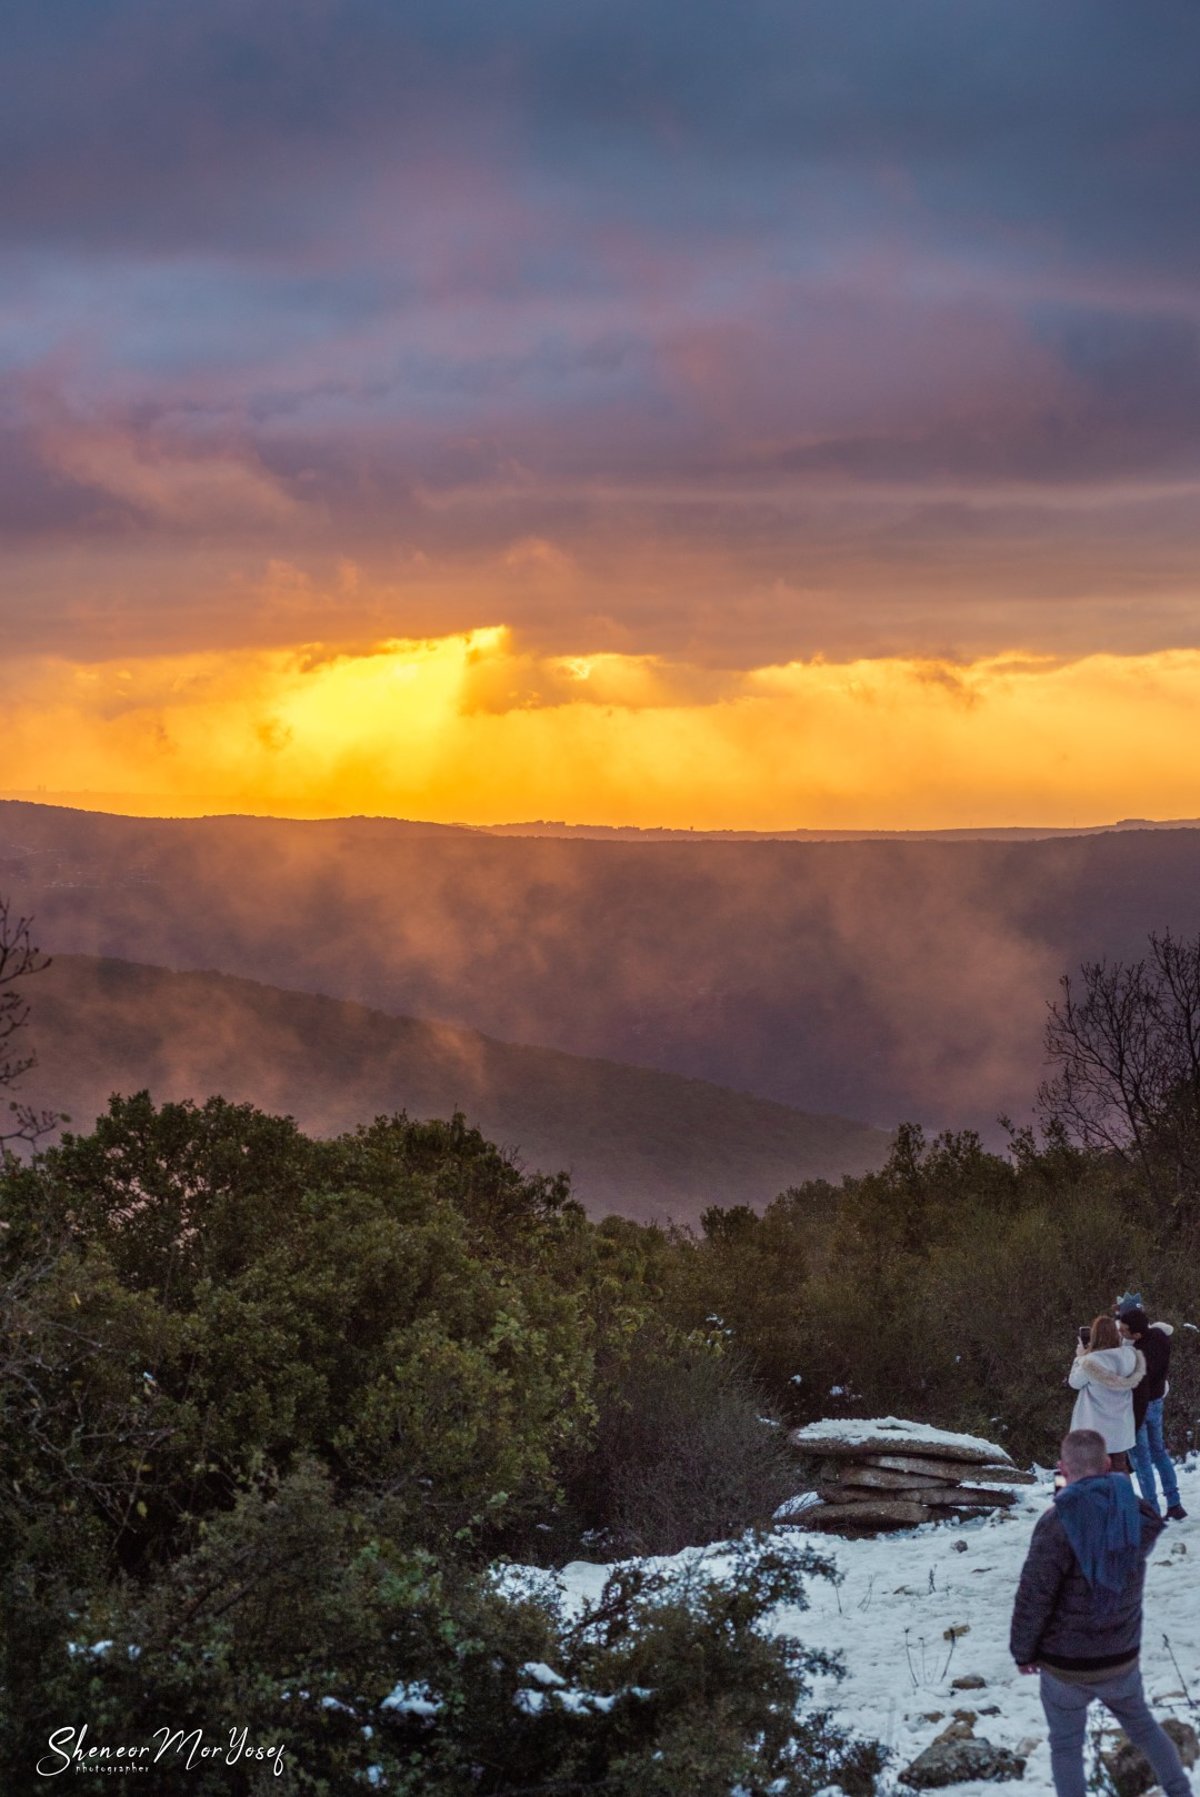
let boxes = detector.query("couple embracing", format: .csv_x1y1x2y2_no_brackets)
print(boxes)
1068,1293,1184,1519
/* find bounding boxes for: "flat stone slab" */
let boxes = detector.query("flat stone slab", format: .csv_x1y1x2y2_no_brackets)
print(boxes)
868,1454,1034,1485
818,1483,950,1507
790,1417,1013,1466
919,1486,1017,1509
837,1464,959,1491
789,1497,930,1529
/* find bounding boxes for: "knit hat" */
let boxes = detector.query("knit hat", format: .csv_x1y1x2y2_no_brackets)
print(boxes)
1115,1291,1145,1317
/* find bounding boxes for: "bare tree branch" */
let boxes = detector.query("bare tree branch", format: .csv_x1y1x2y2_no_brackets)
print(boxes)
0,895,59,1151
1038,929,1200,1218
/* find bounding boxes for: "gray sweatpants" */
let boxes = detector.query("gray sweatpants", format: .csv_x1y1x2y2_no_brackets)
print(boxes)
1040,1663,1192,1797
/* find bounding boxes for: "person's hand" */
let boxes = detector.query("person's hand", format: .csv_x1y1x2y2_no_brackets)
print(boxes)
1018,1664,1038,1676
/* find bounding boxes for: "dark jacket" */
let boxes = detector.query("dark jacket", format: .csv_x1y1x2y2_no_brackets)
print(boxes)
1010,1484,1164,1671
1132,1325,1172,1430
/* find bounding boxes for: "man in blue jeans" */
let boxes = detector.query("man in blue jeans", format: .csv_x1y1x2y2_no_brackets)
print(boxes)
1117,1299,1186,1520
1010,1429,1191,1797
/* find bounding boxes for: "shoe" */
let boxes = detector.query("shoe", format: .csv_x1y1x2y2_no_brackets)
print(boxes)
1166,1505,1188,1520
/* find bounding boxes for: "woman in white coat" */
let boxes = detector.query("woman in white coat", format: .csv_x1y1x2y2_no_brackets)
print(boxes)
1068,1314,1145,1472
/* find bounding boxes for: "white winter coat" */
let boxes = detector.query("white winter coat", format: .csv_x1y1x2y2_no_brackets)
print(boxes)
1067,1343,1145,1452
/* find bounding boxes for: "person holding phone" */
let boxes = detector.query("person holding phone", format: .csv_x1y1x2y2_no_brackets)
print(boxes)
1067,1316,1144,1474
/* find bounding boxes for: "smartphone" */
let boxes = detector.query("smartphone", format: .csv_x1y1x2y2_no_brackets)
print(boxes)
1078,1325,1090,1346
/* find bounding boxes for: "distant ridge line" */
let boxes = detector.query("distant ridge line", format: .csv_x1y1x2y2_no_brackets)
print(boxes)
3,795,1200,842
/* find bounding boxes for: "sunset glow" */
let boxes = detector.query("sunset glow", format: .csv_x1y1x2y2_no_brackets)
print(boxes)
7,634,1200,829
5,2,1200,828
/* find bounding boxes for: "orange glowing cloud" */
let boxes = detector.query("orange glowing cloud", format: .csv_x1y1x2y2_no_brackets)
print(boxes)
5,629,1200,830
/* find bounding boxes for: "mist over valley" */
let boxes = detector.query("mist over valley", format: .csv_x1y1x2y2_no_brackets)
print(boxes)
7,801,1200,1150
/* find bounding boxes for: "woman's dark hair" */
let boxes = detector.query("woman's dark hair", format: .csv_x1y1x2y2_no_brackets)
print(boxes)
1088,1315,1121,1351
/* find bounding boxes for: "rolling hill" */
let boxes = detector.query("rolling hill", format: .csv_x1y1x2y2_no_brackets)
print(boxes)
15,955,892,1223
6,801,1200,1137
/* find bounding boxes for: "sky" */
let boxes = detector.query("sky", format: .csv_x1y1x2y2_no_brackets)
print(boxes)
4,0,1200,826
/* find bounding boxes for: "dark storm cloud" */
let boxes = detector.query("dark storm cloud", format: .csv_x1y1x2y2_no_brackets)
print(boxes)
2,0,1200,661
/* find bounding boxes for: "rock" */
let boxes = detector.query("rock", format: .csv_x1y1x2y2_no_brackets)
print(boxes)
827,1483,955,1506
900,1737,1026,1788
790,1419,1013,1467
796,1497,931,1530
865,1451,979,1478
951,1675,988,1691
951,1709,978,1725
838,1465,959,1491
933,1719,975,1744
869,1453,1031,1483
952,1540,969,1553
1103,1719,1199,1797
959,1465,1037,1486
921,1487,1016,1510
776,1502,843,1528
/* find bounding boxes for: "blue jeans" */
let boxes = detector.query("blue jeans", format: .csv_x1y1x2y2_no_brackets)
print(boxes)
1133,1398,1181,1510
1040,1664,1192,1797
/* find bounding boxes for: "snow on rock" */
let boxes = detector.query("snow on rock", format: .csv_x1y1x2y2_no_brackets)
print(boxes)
790,1417,1014,1465
775,1492,824,1520
525,1457,1200,1797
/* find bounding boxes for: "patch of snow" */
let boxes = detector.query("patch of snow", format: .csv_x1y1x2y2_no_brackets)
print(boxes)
791,1416,1011,1460
515,1456,1200,1797
559,1690,616,1715
515,1682,652,1717
520,1661,565,1688
380,1680,442,1719
774,1492,823,1519
321,1696,356,1714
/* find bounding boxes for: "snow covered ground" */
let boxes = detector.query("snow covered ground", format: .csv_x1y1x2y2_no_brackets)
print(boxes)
543,1457,1200,1795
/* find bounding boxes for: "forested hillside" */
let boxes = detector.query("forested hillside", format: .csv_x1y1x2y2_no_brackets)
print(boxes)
4,1088,1197,1792
19,955,890,1221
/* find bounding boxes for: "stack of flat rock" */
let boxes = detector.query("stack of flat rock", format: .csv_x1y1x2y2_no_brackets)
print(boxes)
785,1416,1035,1534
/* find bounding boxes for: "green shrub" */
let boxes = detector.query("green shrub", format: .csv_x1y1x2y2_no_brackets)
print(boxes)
581,1331,798,1556
5,1468,881,1797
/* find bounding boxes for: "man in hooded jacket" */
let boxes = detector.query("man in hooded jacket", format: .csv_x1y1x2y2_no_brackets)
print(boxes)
1117,1296,1186,1520
1010,1428,1191,1797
